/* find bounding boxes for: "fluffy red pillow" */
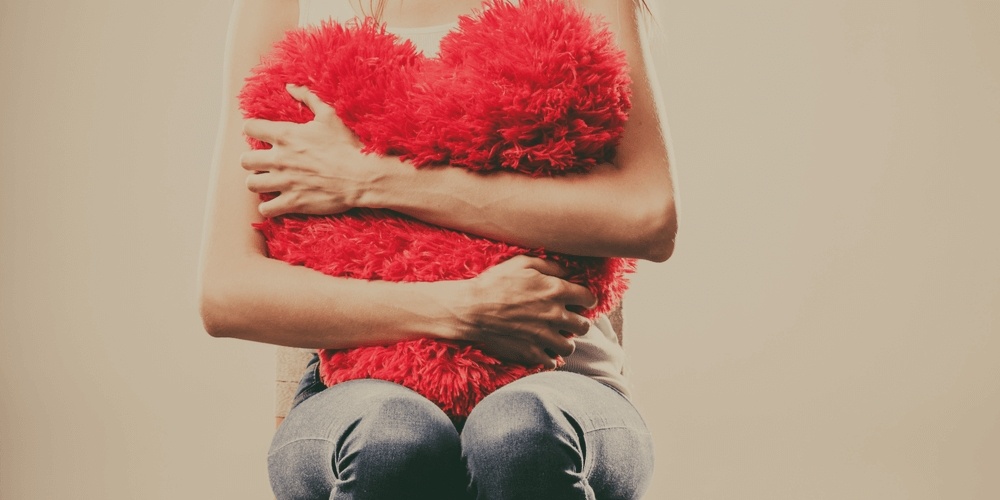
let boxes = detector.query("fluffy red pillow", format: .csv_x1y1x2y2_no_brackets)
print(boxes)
239,0,635,419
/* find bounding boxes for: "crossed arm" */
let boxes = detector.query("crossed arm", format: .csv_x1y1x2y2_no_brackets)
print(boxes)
197,0,677,367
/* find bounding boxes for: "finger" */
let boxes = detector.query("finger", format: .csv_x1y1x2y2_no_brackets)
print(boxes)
244,118,290,145
508,255,567,278
526,348,558,370
534,346,563,370
487,337,558,369
258,192,298,218
286,84,359,144
286,84,334,121
245,171,288,194
554,355,567,369
538,331,576,358
548,308,592,337
240,149,279,172
548,278,599,309
541,356,559,370
541,350,568,369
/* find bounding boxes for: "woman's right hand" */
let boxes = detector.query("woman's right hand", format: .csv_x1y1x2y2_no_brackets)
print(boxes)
446,255,598,369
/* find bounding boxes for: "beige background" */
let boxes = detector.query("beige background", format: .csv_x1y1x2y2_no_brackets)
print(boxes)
1,0,998,498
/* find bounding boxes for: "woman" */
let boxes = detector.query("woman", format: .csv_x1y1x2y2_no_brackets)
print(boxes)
198,0,676,498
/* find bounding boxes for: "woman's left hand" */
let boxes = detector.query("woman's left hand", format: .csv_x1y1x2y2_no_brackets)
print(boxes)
241,84,373,218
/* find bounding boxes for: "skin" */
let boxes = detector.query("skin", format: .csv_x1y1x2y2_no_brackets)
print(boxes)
198,0,677,369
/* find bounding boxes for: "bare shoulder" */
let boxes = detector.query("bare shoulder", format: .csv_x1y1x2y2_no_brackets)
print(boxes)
570,0,649,57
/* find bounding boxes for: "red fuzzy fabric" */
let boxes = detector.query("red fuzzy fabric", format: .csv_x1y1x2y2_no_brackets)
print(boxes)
239,0,636,419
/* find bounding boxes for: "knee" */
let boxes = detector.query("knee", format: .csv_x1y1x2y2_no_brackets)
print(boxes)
462,385,582,468
347,389,461,469
268,438,338,500
268,382,463,499
340,390,466,499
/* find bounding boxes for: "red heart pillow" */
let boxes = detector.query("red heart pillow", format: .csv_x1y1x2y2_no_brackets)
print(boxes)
239,0,635,419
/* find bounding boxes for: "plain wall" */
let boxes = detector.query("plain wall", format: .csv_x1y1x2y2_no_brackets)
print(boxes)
1,0,998,498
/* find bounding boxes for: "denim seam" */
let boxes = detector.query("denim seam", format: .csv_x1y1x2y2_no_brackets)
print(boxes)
267,437,336,457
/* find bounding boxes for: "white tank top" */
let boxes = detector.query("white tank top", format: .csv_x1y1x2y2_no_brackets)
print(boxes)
296,0,631,398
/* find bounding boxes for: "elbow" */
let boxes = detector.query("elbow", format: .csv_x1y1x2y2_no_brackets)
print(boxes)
198,251,266,339
198,272,240,339
198,283,229,339
635,196,677,263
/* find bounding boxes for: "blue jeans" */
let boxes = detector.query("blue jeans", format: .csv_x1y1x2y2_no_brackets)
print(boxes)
268,355,654,500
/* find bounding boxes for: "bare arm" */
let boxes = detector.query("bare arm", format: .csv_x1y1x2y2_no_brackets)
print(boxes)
243,0,678,261
366,0,676,261
197,0,590,367
198,0,451,349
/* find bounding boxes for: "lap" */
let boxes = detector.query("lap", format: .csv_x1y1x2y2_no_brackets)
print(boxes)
281,362,648,442
271,368,654,500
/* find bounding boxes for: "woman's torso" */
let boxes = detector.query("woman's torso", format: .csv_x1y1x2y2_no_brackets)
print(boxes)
296,0,632,398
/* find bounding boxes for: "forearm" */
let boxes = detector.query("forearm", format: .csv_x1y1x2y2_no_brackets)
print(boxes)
361,152,675,261
199,253,462,348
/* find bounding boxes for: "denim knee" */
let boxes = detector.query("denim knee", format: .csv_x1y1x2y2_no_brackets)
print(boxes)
344,391,461,471
268,438,338,500
462,384,586,498
269,381,466,500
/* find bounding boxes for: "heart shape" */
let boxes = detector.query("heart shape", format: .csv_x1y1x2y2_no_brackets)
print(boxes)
239,0,635,419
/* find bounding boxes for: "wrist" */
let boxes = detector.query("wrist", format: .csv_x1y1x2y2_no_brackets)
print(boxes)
355,153,409,210
420,278,477,342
